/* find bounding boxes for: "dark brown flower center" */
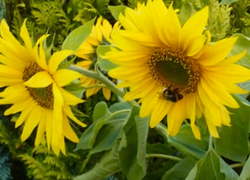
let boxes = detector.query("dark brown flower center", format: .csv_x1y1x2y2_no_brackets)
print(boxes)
149,47,201,96
23,63,54,109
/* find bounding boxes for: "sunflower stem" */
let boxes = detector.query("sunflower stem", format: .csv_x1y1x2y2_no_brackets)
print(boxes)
146,153,182,161
69,64,125,96
230,163,244,169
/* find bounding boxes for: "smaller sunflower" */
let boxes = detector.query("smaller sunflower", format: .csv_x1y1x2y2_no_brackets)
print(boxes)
0,19,86,155
75,17,120,100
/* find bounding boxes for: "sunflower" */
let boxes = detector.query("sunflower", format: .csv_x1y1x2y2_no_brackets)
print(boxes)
75,17,120,100
0,19,86,155
104,0,250,139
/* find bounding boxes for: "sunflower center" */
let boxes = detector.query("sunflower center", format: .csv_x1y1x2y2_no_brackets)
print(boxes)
149,47,201,95
23,63,54,110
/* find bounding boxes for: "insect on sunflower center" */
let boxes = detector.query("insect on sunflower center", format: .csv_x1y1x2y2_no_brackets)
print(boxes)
22,63,54,110
149,47,201,95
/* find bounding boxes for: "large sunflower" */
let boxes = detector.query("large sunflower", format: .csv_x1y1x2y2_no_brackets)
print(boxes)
104,0,250,139
0,19,86,155
75,17,120,100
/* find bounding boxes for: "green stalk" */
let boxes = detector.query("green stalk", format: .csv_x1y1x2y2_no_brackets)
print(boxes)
146,154,182,161
69,64,125,98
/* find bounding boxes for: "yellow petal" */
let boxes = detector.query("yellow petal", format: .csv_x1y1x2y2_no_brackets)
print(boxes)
180,6,209,51
20,19,33,53
53,69,82,87
167,99,186,136
63,116,79,143
60,87,84,105
150,98,171,127
102,88,111,100
21,106,42,142
15,100,34,128
34,35,50,69
48,50,73,74
164,4,181,47
24,71,53,88
0,64,22,77
63,105,87,127
45,110,53,150
186,35,206,57
204,110,220,138
200,76,239,108
198,37,238,66
35,109,46,146
53,83,64,106
185,94,201,139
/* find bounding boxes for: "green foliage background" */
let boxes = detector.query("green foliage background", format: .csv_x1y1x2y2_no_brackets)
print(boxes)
1,0,250,180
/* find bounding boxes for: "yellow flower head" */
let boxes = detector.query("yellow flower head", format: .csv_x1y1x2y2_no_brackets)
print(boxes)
104,0,250,139
75,17,119,100
75,16,120,60
0,19,86,155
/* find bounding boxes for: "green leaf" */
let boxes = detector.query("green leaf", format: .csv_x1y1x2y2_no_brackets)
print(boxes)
74,144,120,180
231,33,250,69
75,102,111,150
92,101,111,121
186,149,239,180
97,45,118,71
119,106,149,180
220,0,238,5
62,18,95,52
76,102,131,153
239,156,250,180
90,110,130,154
108,5,127,20
162,156,197,180
214,95,250,162
168,124,208,159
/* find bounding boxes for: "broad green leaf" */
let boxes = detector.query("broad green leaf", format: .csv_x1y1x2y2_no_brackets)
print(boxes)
90,111,130,154
75,102,111,150
108,5,127,20
220,0,238,5
109,102,131,113
92,101,111,121
119,106,149,180
168,124,207,159
186,149,239,180
162,156,197,180
97,45,118,71
214,96,250,162
231,33,250,69
62,18,95,52
239,156,250,180
74,144,120,180
76,102,131,153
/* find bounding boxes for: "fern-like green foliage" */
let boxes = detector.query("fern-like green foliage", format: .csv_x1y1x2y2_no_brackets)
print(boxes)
18,144,89,180
0,145,12,180
230,0,250,37
189,0,232,41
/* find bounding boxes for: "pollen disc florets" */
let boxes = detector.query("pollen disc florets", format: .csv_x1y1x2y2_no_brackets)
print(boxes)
23,63,54,109
149,47,201,95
